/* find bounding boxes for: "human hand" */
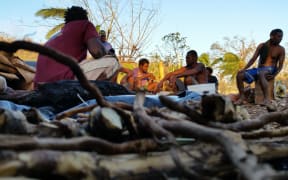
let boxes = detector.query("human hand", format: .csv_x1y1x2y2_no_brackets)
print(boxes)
148,73,156,80
153,82,162,94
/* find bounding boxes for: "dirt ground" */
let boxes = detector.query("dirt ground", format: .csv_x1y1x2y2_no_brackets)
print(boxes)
241,96,288,120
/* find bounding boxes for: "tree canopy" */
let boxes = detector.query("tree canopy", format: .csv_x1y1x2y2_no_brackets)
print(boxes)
35,0,160,62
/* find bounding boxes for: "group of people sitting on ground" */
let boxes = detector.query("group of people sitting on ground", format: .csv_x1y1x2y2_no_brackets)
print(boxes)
119,50,219,94
32,5,285,106
33,5,219,94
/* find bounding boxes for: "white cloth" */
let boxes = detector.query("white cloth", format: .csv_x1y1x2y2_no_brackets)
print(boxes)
79,55,120,80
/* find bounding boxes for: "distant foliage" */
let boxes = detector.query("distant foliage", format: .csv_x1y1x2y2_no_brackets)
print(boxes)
160,32,190,65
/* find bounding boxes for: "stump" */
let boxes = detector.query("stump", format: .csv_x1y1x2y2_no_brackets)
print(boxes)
254,78,274,104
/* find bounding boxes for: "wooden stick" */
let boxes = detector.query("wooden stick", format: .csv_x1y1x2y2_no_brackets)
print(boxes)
55,104,97,120
241,126,288,139
157,119,276,180
0,41,109,107
208,111,288,131
158,95,206,124
133,91,175,144
0,135,158,154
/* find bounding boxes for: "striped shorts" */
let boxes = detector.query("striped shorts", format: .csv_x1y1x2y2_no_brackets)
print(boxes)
244,66,277,84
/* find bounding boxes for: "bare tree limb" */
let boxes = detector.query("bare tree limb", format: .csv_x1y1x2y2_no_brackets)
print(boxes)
0,135,158,154
55,104,98,120
209,111,288,131
241,126,288,139
157,119,276,180
133,91,175,144
0,41,110,107
159,95,206,124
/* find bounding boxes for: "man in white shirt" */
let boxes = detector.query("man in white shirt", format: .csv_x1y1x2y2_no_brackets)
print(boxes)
99,30,114,55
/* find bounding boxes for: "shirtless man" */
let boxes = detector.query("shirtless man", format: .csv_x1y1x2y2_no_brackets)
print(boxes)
154,50,207,93
131,58,158,92
121,58,157,92
236,29,285,105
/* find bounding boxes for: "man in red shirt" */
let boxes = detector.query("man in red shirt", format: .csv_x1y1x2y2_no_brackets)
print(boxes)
34,6,119,88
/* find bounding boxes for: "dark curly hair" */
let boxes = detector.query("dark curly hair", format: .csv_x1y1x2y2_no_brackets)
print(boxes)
139,58,149,66
64,6,88,24
187,50,198,58
206,67,213,74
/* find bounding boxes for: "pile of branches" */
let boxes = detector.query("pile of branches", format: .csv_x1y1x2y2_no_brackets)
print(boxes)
0,52,35,90
0,41,288,180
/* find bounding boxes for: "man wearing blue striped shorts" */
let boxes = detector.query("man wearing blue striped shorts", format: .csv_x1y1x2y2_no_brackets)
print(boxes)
236,29,285,105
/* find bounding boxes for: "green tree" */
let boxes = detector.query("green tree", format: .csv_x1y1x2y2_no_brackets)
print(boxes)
198,53,222,68
156,32,190,73
210,36,256,81
35,8,66,39
218,52,246,81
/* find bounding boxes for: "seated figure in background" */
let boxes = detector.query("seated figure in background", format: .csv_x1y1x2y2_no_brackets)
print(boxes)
34,6,120,89
99,30,115,55
206,66,219,93
121,58,157,92
235,29,285,105
154,50,208,93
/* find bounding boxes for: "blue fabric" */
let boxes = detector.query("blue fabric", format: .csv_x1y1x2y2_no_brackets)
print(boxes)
70,91,201,109
0,100,30,111
244,67,277,84
0,100,56,120
0,91,201,120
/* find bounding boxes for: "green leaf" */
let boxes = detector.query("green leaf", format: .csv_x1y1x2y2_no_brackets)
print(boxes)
198,53,210,66
35,8,66,19
45,23,64,39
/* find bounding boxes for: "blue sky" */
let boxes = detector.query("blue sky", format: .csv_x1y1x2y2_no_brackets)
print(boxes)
1,0,288,55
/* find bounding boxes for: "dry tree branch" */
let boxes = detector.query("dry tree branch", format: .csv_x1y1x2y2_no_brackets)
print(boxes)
159,95,206,124
241,126,288,139
149,108,186,122
133,91,175,145
0,135,158,154
156,119,277,180
169,146,211,180
209,111,288,132
0,40,109,107
113,101,134,111
55,104,98,120
0,41,137,135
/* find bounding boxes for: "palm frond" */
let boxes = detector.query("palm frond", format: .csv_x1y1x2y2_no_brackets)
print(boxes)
223,52,240,62
198,53,210,66
35,8,66,19
218,52,242,80
210,57,223,67
45,23,64,39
